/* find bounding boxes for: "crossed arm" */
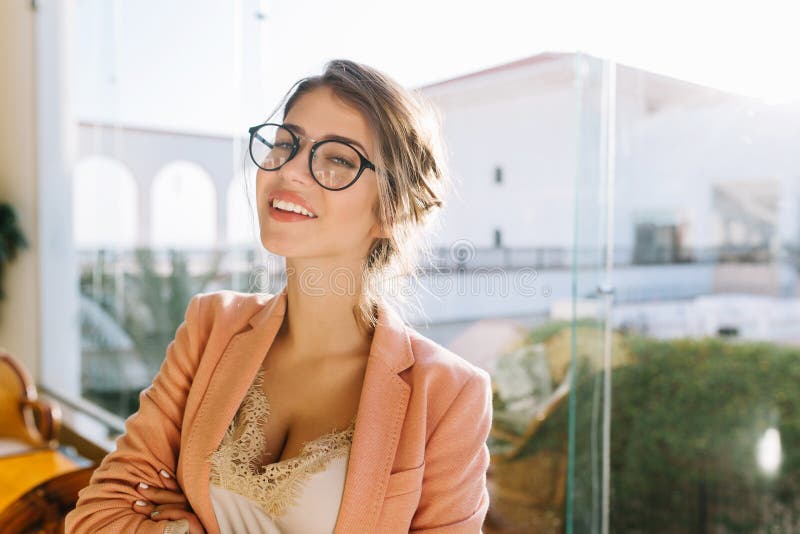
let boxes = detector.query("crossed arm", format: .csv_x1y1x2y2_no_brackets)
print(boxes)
65,294,206,533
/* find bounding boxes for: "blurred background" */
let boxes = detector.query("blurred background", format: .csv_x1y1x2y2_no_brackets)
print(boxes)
1,0,799,532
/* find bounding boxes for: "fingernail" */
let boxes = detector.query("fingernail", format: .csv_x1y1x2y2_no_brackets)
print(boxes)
135,500,147,507
159,469,171,479
151,511,160,518
139,482,149,489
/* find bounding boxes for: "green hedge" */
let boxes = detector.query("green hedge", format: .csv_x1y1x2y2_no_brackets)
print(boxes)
506,333,800,533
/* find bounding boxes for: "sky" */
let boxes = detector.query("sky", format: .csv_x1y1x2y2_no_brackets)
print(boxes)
74,0,800,136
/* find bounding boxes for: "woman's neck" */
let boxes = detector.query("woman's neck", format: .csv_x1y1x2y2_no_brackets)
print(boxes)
276,258,374,363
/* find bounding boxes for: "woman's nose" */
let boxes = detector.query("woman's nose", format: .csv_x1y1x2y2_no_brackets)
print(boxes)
279,142,315,186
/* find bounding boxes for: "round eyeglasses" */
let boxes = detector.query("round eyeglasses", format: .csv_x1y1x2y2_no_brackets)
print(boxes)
248,122,376,191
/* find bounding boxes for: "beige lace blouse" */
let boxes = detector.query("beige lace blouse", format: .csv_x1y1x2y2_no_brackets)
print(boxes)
164,365,356,534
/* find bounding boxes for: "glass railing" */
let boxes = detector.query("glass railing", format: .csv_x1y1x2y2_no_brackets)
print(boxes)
563,53,800,534
53,4,800,530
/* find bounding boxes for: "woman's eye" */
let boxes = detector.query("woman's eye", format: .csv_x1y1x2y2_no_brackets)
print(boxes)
331,156,356,168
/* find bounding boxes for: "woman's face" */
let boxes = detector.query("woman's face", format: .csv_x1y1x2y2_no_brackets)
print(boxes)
255,85,385,265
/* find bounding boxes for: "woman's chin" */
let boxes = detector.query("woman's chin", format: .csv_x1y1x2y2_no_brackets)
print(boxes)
260,235,307,259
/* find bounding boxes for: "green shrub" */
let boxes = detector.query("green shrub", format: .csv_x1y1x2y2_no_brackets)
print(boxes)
501,330,800,533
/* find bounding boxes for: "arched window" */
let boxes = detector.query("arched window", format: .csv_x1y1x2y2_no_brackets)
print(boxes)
226,172,259,246
73,156,138,249
151,160,216,248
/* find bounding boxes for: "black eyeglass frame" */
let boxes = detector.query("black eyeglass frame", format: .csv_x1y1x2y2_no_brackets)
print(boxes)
248,122,376,191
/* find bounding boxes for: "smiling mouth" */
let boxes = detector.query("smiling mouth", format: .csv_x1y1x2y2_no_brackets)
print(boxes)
270,198,317,218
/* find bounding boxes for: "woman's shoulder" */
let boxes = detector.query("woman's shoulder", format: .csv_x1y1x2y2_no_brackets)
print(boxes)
193,289,276,320
404,325,492,399
403,326,493,439
187,290,278,338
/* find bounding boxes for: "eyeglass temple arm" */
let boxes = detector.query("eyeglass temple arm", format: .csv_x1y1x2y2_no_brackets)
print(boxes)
252,131,271,147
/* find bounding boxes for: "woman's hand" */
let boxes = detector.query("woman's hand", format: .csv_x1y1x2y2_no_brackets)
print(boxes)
132,469,206,534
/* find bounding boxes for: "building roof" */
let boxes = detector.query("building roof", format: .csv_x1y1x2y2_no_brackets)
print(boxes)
418,50,744,111
418,52,571,91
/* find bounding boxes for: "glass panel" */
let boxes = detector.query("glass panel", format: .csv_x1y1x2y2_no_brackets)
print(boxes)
566,54,614,534
70,0,271,416
417,53,615,534
418,54,598,534
585,54,800,532
41,1,800,530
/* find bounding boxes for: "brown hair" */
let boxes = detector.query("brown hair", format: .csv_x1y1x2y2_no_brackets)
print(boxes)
262,59,450,330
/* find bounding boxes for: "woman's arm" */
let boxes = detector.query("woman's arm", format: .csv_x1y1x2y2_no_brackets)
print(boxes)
410,370,493,533
65,293,208,533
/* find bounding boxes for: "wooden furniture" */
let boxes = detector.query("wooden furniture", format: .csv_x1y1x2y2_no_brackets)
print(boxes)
0,350,97,532
0,455,95,534
0,350,61,456
0,449,82,511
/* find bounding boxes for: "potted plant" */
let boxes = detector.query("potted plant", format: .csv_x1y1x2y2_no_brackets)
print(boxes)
0,202,29,300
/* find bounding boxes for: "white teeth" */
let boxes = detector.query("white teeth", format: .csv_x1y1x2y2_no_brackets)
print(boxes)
272,198,316,217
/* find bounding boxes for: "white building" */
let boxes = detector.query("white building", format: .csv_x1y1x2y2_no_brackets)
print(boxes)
416,52,799,306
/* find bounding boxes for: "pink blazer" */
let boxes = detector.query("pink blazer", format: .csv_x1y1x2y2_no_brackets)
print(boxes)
65,288,493,533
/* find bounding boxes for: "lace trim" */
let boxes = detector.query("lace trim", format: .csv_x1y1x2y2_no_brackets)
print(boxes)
207,366,356,518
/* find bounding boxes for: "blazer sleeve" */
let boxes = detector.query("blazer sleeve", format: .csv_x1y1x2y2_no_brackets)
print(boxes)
410,369,493,533
65,293,207,534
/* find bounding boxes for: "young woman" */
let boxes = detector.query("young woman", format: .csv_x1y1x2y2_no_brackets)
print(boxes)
66,59,493,534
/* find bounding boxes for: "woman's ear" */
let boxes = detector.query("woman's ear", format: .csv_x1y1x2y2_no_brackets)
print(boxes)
370,221,391,240
369,200,391,239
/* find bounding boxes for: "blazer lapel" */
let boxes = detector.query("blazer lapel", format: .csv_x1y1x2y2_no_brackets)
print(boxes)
181,287,415,534
334,298,415,534
182,288,288,532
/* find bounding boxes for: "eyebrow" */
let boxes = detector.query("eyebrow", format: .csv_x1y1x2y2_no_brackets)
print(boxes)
282,123,371,159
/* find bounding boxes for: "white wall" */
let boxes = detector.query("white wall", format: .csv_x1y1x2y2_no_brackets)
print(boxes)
615,97,800,253
0,0,40,380
424,58,579,249
423,56,800,264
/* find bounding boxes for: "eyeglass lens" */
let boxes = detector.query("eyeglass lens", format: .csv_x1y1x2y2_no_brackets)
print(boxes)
251,123,362,190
